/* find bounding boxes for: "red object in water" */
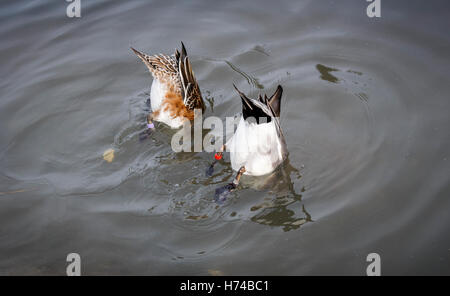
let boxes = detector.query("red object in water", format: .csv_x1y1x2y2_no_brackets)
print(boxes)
214,153,222,160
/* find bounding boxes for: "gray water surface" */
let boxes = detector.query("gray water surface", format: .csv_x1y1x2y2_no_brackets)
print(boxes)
1,0,450,275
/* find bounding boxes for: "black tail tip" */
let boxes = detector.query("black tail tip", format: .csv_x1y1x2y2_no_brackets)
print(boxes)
180,41,187,55
233,83,243,94
130,47,142,56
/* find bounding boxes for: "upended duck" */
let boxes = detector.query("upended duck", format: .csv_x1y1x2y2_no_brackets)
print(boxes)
131,42,205,131
210,85,288,200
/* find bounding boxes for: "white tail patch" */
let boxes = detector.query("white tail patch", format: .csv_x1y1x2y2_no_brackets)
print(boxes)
226,117,286,176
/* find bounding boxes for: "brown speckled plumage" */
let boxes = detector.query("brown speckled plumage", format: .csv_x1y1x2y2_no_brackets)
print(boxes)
131,42,204,112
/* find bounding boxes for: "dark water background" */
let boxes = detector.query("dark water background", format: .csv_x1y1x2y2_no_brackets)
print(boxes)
0,0,449,275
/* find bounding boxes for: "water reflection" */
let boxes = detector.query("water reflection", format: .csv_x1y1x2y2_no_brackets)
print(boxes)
316,64,339,83
251,203,311,232
225,60,264,89
242,161,312,231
